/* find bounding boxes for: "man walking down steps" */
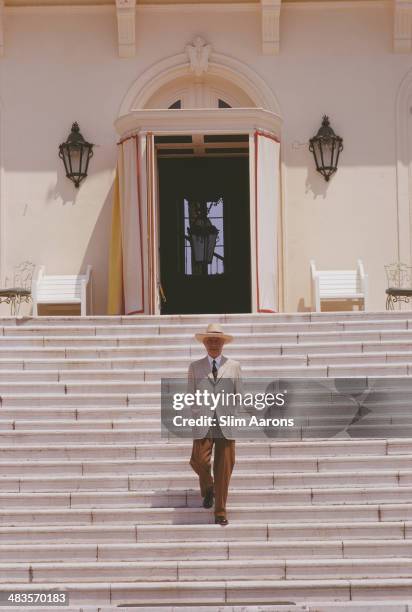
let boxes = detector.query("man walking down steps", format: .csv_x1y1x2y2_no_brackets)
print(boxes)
187,323,243,526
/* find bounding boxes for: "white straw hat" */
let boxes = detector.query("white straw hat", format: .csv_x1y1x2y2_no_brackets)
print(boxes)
194,323,233,344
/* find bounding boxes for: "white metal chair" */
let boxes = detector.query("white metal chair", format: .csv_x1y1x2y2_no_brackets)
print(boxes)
32,265,93,316
0,261,36,315
310,260,368,312
384,262,412,310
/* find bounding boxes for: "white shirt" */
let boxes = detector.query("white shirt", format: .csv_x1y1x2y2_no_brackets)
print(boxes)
207,354,222,370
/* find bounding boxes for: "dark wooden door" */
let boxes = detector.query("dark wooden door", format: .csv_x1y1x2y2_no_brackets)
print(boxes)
158,156,251,314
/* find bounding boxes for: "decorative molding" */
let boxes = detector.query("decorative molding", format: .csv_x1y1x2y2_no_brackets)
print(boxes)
261,0,282,55
283,0,386,8
137,2,257,12
3,1,387,16
6,5,115,15
118,50,282,115
115,0,136,58
185,36,212,78
394,0,412,52
0,0,4,58
115,107,282,141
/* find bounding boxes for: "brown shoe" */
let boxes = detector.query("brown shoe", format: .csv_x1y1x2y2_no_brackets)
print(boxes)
202,488,214,509
215,516,228,526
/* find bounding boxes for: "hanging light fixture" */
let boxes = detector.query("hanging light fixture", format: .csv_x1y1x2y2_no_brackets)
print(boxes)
59,122,94,188
187,202,219,270
309,115,343,182
188,222,219,267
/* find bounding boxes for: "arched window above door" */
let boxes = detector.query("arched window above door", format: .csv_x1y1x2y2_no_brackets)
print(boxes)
218,99,232,108
145,74,253,109
168,98,231,110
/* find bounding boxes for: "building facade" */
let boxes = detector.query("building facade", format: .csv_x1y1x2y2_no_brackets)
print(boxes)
1,0,412,315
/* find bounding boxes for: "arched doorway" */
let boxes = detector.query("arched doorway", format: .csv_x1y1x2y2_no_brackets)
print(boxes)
108,39,283,316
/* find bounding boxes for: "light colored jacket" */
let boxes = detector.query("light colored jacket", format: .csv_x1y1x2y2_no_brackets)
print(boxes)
187,355,243,440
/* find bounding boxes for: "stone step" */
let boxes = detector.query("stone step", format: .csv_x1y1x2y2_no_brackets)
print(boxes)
3,406,412,424
2,403,412,420
4,364,412,393
2,391,410,409
2,468,412,491
0,351,411,372
1,319,412,334
0,471,370,492
1,455,411,476
0,521,408,543
2,319,411,336
1,400,412,415
3,427,412,443
1,603,410,612
0,461,412,493
4,557,412,583
3,415,412,432
1,339,412,360
0,484,410,506
293,604,411,612
309,352,412,365
0,355,310,370
282,340,412,354
0,439,392,459
1,361,412,383
2,330,412,348
0,318,412,335
1,503,412,525
3,311,412,326
3,578,412,605
0,430,166,443
0,393,158,406
26,603,412,612
0,346,406,371
3,538,412,563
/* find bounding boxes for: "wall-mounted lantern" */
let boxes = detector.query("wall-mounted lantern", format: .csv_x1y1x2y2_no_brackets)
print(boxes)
59,122,94,188
309,115,343,182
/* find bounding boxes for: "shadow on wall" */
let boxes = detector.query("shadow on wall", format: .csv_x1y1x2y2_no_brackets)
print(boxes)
22,180,114,318
305,164,329,199
46,137,116,315
46,159,81,207
80,181,114,315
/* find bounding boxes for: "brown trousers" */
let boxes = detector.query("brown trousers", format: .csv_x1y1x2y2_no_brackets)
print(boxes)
189,435,235,518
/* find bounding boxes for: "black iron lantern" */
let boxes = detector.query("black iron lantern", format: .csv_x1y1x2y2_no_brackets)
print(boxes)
188,220,219,266
59,122,94,188
309,115,343,182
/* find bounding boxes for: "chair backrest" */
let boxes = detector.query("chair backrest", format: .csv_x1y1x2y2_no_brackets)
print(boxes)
37,275,84,301
5,261,36,290
384,262,412,289
34,266,92,303
318,270,362,297
311,260,365,297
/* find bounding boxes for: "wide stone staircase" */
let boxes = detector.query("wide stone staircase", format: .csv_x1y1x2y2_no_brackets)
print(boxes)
1,311,412,611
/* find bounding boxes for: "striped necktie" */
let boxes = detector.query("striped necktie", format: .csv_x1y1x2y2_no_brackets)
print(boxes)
212,359,218,381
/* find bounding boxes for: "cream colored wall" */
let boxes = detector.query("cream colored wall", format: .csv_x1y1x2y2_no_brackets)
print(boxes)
279,3,412,312
0,4,411,314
